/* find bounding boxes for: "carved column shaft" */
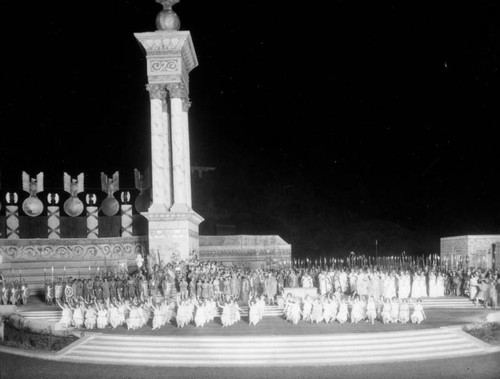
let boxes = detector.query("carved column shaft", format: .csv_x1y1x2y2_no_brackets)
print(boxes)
169,96,188,212
147,84,172,212
181,99,192,208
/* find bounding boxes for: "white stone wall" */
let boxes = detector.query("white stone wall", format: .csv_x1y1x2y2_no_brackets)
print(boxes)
440,235,500,269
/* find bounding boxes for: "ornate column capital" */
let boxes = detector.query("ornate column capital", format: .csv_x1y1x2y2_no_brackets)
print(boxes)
146,83,168,100
182,98,192,112
166,82,188,99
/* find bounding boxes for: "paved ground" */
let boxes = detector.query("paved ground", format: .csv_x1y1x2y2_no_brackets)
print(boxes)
1,351,499,379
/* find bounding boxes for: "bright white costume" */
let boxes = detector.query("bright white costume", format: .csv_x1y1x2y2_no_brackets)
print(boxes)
411,303,425,324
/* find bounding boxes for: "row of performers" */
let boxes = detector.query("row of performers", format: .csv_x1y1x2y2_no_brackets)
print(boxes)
284,294,426,325
56,292,426,331
45,269,458,308
0,279,29,306
56,294,264,330
309,270,448,299
45,274,280,305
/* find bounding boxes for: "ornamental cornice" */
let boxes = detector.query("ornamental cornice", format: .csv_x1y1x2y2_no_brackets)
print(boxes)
142,209,204,225
134,31,198,73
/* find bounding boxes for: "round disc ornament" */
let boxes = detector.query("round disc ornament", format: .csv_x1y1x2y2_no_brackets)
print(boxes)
134,192,151,213
156,0,181,31
64,196,84,217
101,196,119,216
22,196,44,217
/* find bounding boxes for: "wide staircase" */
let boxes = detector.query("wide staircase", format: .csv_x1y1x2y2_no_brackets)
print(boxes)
57,328,495,366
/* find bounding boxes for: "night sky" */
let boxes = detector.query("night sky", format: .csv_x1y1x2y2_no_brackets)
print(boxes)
0,1,499,252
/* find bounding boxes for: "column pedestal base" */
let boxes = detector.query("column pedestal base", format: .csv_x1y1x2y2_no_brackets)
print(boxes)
143,210,204,265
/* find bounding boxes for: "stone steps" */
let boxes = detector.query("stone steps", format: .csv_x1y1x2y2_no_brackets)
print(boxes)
420,298,475,308
18,310,62,322
58,328,491,366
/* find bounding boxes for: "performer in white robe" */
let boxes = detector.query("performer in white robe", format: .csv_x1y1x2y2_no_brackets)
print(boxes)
381,298,392,324
96,306,108,330
390,298,399,323
386,273,397,300
366,296,377,324
411,299,426,324
336,299,348,324
469,274,478,301
302,296,313,322
398,299,410,324
194,300,206,327
418,273,428,297
318,272,327,295
57,300,73,328
84,304,97,330
398,271,411,299
411,273,420,299
350,296,365,324
249,297,261,325
108,303,121,329
310,298,323,324
72,302,85,329
436,272,445,297
428,271,438,297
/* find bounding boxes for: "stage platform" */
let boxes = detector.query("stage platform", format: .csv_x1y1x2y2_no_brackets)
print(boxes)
2,295,499,367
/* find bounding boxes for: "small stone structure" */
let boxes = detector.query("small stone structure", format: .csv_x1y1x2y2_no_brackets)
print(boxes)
199,235,291,269
440,235,500,269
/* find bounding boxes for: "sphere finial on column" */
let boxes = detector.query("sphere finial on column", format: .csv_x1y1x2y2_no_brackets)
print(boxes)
156,0,181,31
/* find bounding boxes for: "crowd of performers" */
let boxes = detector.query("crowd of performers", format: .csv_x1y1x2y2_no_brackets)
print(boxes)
283,293,426,325
40,260,499,331
0,276,29,306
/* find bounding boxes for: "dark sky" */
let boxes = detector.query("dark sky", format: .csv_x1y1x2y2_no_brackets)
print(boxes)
0,1,499,236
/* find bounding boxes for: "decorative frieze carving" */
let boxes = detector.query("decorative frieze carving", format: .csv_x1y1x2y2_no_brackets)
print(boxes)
149,59,179,73
0,237,148,261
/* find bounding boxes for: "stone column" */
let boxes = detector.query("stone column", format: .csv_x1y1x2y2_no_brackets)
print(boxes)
86,206,99,238
168,83,190,213
182,98,193,208
121,204,133,237
6,205,19,240
47,206,61,239
146,83,172,213
135,30,204,263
